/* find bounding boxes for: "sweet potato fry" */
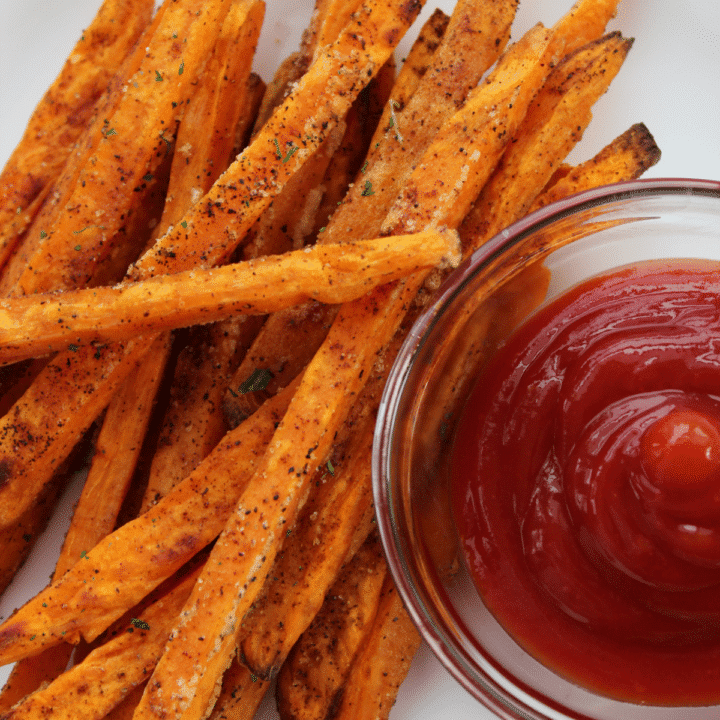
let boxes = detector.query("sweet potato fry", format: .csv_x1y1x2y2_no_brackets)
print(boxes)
139,315,265,510
153,0,266,235
2,0,240,297
206,659,269,720
0,0,154,272
240,410,376,678
0,333,170,710
321,0,518,246
0,562,202,720
460,31,634,252
0,379,298,665
326,574,421,720
529,122,661,211
0,229,460,364
223,302,334,428
276,532,388,720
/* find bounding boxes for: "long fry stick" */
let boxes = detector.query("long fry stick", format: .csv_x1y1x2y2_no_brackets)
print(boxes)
0,0,155,272
529,122,661,211
0,563,202,720
0,379,298,666
0,230,459,364
276,532,389,720
460,31,634,251
2,0,238,297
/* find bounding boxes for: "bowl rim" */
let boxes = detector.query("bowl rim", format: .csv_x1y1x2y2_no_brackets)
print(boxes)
372,176,720,719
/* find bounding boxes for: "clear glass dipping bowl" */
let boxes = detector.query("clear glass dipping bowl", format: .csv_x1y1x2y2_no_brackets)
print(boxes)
373,178,720,720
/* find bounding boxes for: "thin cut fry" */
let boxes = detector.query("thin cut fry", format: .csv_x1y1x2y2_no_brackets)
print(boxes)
0,563,202,720
529,122,661,211
321,0,518,245
0,379,298,665
328,574,421,720
3,0,239,297
240,410,376,677
0,0,154,271
139,315,265,510
460,32,634,252
0,333,170,710
0,230,460,364
276,532,388,720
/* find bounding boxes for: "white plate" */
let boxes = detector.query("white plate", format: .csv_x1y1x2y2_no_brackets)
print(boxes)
1,1,719,718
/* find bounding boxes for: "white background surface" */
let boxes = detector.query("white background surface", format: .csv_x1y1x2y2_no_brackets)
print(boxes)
0,0,719,718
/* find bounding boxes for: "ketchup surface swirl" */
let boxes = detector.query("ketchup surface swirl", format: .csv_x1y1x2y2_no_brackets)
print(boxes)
451,259,720,704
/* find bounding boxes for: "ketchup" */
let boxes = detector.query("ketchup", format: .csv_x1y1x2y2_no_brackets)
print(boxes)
451,259,720,705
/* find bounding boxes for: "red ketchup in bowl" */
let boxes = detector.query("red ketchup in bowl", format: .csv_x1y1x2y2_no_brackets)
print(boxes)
451,259,720,705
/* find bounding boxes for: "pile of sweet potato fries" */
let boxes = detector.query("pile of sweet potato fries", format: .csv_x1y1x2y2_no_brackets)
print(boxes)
0,0,660,718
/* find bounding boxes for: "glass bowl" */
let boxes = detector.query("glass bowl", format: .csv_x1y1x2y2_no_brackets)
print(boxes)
373,178,720,720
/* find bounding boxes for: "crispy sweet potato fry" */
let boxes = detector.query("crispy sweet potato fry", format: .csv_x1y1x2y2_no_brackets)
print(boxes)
321,0,518,246
0,563,202,720
327,575,421,720
529,122,661,210
0,379,298,665
153,0,266,235
138,315,265,511
240,411,376,678
0,0,154,271
0,333,170,710
0,230,459,364
2,0,240,297
460,32,634,252
276,532,388,720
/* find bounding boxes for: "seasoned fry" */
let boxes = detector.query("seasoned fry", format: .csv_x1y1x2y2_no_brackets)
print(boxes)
0,563,202,720
0,0,155,272
153,0,266,234
460,32,634,252
0,333,170,709
139,316,265,511
276,532,388,720
325,574,421,720
529,122,661,210
321,0,518,245
0,230,460,364
0,379,298,665
3,0,240,297
240,410,376,677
